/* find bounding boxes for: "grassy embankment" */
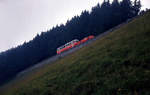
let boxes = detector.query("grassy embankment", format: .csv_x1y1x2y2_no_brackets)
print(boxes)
2,11,150,95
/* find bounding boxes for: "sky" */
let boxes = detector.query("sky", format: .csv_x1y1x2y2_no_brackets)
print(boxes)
0,0,149,52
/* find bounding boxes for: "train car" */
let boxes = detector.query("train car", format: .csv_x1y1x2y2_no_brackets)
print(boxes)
80,35,94,44
56,35,94,54
57,39,80,54
88,35,94,39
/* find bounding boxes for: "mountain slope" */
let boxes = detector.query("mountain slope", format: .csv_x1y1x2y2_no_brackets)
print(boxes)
1,11,150,95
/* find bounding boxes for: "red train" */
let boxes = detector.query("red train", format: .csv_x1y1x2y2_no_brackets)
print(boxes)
57,35,94,54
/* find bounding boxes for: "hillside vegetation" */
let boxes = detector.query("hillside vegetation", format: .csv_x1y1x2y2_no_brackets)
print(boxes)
2,11,150,95
0,0,141,85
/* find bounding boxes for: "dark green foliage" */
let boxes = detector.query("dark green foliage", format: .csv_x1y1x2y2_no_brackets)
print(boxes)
0,0,141,86
133,0,141,16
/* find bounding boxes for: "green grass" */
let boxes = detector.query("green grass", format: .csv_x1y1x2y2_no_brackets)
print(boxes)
1,11,150,95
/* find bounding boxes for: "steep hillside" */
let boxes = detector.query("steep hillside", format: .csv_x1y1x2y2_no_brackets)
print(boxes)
1,11,150,95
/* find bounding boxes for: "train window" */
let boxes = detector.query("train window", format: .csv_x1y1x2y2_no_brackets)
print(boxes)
60,45,64,49
65,42,70,46
57,48,60,51
74,39,79,42
70,41,73,43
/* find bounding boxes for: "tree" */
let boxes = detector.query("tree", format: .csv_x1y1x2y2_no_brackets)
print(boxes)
120,0,133,21
133,0,141,16
111,0,122,26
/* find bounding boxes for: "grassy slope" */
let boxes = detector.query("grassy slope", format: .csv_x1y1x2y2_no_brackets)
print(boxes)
2,11,150,95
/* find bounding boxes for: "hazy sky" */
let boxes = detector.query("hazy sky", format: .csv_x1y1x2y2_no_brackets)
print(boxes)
0,0,149,52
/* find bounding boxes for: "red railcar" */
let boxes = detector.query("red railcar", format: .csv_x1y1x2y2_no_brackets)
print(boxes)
57,39,80,54
80,35,94,44
57,35,94,54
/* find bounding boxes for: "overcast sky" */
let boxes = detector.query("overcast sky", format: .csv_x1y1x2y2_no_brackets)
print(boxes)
0,0,149,52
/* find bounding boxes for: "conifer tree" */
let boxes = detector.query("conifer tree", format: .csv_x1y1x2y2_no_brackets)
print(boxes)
133,0,141,16
121,0,133,20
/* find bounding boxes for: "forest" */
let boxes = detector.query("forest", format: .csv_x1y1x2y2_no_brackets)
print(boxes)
0,0,141,86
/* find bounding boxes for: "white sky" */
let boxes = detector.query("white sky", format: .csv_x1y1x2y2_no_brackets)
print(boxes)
0,0,149,52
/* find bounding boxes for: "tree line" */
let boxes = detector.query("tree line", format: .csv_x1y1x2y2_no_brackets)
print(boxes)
0,0,141,85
